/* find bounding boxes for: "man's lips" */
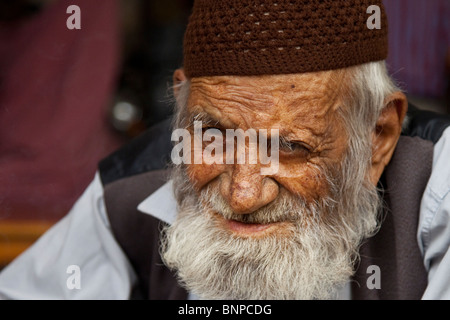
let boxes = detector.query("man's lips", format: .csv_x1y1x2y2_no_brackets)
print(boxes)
225,219,273,234
212,212,285,237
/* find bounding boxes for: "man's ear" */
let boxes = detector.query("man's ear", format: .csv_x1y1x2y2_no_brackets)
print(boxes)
173,68,187,100
369,91,408,185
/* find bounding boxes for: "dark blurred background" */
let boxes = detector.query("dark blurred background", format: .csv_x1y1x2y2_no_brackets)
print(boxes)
384,0,449,115
0,0,194,266
0,0,448,266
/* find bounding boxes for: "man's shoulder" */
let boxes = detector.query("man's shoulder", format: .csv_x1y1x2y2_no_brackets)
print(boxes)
417,121,450,299
400,104,450,200
95,119,184,299
98,117,173,186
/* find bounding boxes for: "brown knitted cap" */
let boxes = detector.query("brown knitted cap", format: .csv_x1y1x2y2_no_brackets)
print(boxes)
183,0,388,77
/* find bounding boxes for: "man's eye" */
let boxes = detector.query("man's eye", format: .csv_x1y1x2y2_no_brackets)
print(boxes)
279,140,311,155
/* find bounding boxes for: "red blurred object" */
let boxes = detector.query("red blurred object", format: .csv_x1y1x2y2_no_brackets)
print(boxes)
0,0,124,221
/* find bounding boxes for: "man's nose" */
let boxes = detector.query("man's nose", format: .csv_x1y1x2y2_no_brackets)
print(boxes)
220,164,279,214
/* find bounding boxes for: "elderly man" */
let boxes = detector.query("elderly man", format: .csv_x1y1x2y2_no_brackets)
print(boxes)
1,0,450,300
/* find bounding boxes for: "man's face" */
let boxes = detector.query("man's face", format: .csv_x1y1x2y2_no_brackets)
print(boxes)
185,71,349,236
162,70,381,300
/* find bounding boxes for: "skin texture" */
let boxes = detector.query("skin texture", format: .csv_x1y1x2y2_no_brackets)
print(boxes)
172,68,407,233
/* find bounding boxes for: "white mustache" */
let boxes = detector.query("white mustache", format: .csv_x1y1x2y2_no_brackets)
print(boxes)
198,185,319,225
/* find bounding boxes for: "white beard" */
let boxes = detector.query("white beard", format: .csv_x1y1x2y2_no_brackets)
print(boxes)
161,162,381,300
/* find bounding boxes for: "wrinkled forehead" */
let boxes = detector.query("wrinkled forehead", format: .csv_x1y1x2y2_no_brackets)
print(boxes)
186,69,351,128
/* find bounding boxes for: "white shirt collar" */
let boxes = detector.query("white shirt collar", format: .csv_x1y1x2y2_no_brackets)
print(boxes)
137,180,178,225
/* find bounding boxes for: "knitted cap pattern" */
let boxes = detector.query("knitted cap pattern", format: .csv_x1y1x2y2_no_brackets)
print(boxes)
183,0,388,77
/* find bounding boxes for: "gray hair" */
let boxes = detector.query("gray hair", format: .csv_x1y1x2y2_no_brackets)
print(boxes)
338,60,402,152
335,60,401,208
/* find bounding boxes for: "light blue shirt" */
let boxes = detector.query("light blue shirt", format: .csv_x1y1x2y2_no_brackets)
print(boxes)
1,127,450,300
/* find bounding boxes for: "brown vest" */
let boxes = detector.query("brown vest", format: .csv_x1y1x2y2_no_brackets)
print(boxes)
103,135,432,299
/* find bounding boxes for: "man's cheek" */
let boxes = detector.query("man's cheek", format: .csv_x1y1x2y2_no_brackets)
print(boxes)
274,163,331,203
186,163,226,191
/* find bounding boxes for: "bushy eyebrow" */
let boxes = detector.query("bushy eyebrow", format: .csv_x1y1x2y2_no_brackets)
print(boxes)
187,110,221,127
187,110,313,147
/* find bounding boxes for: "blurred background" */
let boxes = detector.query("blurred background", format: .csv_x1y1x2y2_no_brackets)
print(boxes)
384,0,450,115
0,0,448,268
0,0,193,267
